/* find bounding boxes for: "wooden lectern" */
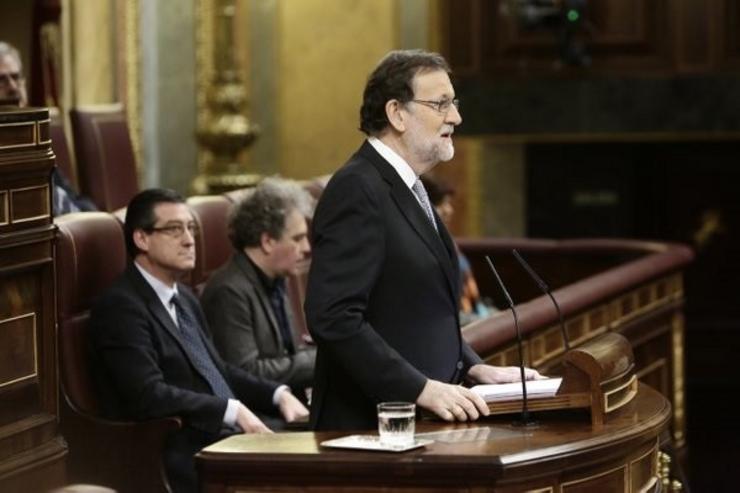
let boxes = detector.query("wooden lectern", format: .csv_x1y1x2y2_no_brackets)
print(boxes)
487,331,638,428
197,384,671,492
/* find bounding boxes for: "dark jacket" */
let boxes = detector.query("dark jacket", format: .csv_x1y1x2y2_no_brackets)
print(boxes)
90,263,278,492
202,251,315,390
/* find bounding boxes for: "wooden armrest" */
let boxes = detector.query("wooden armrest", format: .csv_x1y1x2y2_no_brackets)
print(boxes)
61,396,182,492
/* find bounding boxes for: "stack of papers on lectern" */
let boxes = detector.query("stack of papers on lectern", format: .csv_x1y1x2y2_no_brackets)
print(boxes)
471,377,563,402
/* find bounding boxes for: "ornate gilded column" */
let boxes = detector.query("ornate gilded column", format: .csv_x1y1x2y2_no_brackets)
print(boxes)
194,0,259,194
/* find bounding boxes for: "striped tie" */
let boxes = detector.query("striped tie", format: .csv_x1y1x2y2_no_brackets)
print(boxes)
170,295,234,400
412,179,438,232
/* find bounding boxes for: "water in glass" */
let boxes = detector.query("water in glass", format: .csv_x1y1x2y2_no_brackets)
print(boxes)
377,402,415,447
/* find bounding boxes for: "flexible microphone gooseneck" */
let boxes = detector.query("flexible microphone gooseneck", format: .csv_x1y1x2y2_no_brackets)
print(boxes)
484,255,535,426
511,249,570,351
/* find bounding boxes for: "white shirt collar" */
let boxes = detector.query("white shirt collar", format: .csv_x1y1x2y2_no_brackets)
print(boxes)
368,137,417,190
134,261,179,310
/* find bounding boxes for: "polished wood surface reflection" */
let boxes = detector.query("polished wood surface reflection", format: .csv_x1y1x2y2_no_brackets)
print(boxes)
197,384,669,492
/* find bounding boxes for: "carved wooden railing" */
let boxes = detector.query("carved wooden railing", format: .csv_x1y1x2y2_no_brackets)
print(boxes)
459,238,693,448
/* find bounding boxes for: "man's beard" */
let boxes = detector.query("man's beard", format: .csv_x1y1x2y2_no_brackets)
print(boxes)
406,127,455,166
437,139,455,162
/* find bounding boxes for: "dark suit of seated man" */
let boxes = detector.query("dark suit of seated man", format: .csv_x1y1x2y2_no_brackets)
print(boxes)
89,188,308,493
201,178,316,401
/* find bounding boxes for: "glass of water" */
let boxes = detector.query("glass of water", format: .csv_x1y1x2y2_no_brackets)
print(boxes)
377,401,415,447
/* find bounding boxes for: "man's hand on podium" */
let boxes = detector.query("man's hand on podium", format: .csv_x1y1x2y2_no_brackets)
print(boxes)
466,364,545,385
416,379,490,422
236,403,273,434
278,389,310,423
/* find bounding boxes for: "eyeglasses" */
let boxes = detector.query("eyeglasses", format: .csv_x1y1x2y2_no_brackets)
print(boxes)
0,72,24,87
409,98,460,114
146,222,198,238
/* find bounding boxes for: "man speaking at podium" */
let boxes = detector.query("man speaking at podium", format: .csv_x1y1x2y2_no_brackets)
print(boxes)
305,50,541,431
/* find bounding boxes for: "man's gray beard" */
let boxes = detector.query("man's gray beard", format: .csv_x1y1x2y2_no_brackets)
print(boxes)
414,142,455,169
439,141,455,162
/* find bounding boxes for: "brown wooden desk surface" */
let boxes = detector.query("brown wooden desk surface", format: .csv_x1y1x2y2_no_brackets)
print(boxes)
197,384,670,492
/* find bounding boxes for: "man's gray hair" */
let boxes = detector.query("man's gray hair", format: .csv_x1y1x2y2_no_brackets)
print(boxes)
0,42,22,69
229,177,314,250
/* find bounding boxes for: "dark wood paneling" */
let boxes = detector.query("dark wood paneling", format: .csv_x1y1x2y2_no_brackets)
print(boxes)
0,313,37,389
0,107,65,490
676,0,713,71
442,0,479,75
442,0,735,75
718,0,740,68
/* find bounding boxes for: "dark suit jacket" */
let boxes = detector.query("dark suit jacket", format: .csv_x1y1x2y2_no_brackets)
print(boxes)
305,140,482,431
201,251,315,390
89,263,278,491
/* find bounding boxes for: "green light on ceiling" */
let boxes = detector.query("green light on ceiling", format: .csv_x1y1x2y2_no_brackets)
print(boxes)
567,10,580,22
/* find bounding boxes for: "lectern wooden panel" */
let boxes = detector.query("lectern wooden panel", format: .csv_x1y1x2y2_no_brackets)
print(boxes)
0,107,66,491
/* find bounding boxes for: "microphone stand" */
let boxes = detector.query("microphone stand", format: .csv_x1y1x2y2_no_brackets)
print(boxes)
485,255,537,427
511,249,570,351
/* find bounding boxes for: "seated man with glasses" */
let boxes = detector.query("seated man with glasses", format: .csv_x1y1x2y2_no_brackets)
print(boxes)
89,188,308,493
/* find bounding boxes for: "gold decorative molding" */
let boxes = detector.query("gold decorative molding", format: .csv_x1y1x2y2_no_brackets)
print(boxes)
658,451,684,492
194,0,259,194
671,312,686,447
0,191,8,226
124,0,142,175
560,463,627,491
195,0,214,164
604,374,638,412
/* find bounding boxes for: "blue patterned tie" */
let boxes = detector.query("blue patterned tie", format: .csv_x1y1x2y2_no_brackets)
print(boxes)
412,179,438,232
170,295,234,400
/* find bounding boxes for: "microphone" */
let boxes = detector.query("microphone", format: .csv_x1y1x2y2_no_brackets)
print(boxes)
511,249,570,351
484,255,536,427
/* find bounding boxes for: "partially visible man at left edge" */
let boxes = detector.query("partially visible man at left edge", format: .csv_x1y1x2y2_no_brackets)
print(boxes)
0,41,27,107
0,40,97,215
89,188,308,493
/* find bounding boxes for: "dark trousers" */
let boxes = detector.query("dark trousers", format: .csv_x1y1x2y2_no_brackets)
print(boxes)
164,427,235,493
